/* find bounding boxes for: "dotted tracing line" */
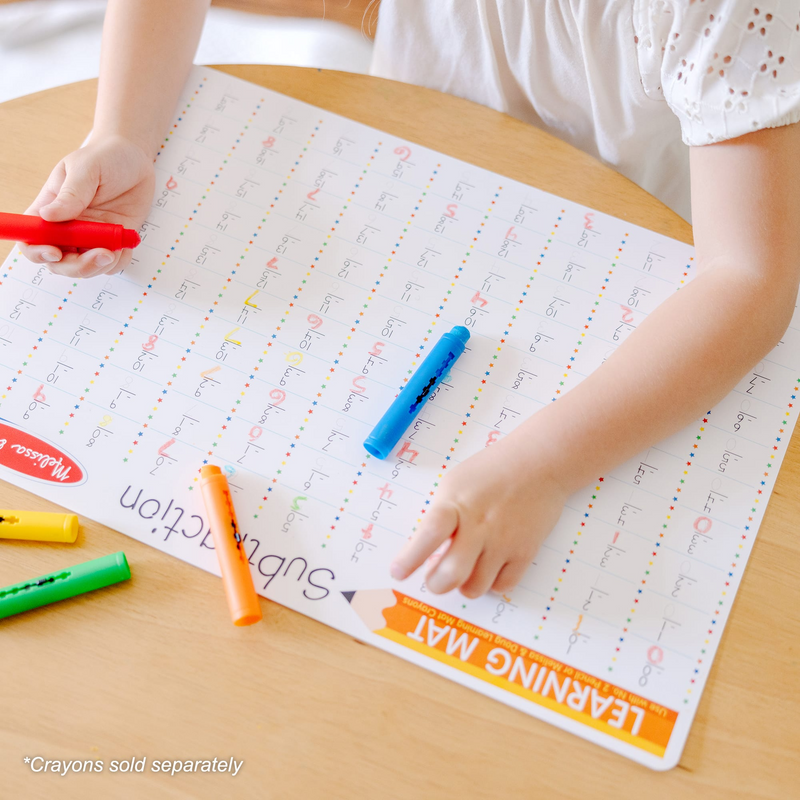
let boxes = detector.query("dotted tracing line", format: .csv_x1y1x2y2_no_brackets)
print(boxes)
606,413,711,673
677,257,694,288
327,180,500,549
187,142,386,496
683,376,800,704
536,479,605,641
128,113,319,460
597,255,699,673
525,233,631,640
552,234,627,401
415,199,558,535
260,159,437,534
58,81,208,436
400,184,503,377
405,205,560,553
0,258,77,408
155,77,208,162
279,163,443,543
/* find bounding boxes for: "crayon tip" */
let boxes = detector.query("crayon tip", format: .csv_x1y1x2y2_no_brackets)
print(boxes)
63,514,79,543
200,464,222,479
363,435,390,460
114,552,132,580
448,325,470,346
122,228,141,249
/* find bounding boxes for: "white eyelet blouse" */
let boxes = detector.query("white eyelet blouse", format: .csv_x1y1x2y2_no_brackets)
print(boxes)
370,0,800,222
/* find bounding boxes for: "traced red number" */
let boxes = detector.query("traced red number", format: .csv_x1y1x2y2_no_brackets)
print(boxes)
166,175,178,191
369,341,386,356
444,203,457,218
32,384,46,403
249,425,263,441
620,305,634,324
397,441,419,462
394,146,411,161
485,431,500,446
647,645,664,665
266,257,279,270
378,483,394,499
262,136,276,148
157,438,176,456
471,291,488,308
361,524,374,539
306,188,320,201
505,226,517,241
142,334,158,352
584,212,594,230
269,388,286,405
693,516,713,534
307,313,323,329
352,376,367,394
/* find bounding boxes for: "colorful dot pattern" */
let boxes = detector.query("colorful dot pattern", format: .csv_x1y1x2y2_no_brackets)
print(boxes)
59,80,208,436
133,111,321,461
0,258,77,408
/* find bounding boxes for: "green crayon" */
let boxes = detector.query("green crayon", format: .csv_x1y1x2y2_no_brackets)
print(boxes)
0,552,131,620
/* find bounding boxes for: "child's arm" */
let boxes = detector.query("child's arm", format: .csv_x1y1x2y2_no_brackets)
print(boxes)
391,121,800,597
93,0,211,155
20,0,211,277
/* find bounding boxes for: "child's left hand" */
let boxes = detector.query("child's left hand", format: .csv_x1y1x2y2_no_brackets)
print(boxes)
390,431,568,598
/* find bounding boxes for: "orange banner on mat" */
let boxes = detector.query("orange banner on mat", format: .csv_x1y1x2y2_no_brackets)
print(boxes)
345,589,678,757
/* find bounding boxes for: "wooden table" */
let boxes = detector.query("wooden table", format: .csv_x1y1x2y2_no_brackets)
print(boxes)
1,66,798,799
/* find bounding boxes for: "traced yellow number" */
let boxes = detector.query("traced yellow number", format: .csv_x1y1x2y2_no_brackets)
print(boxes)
244,290,260,308
285,351,303,366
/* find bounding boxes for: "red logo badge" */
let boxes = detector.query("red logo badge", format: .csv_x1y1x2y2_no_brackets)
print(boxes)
0,420,86,485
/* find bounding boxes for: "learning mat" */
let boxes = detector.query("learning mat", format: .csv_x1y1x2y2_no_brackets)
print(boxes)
2,67,798,769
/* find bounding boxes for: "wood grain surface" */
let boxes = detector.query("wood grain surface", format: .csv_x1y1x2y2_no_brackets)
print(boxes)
0,66,797,800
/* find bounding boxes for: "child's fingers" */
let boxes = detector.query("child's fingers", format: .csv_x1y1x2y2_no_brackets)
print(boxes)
18,188,65,262
424,525,484,594
424,537,452,570
491,560,530,594
39,163,98,222
459,549,507,599
74,248,118,278
390,503,458,580
18,243,63,264
108,249,133,275
24,164,63,216
46,248,117,279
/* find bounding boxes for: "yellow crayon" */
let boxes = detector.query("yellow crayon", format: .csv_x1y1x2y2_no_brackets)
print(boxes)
0,509,79,543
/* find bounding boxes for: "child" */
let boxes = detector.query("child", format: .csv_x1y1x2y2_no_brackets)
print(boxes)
18,0,800,599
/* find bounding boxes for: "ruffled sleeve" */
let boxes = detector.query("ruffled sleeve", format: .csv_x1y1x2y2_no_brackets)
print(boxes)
633,0,800,145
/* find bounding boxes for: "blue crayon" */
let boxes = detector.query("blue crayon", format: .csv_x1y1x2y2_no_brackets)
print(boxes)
364,325,470,459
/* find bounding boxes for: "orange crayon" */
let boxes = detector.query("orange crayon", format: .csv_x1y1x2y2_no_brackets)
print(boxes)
200,465,262,626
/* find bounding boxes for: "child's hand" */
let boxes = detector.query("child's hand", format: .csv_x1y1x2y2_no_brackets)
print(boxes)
390,432,568,598
18,135,155,278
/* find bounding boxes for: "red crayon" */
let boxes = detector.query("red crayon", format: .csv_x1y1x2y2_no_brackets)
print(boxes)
0,212,140,250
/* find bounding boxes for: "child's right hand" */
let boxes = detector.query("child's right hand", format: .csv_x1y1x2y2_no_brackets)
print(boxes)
19,134,155,278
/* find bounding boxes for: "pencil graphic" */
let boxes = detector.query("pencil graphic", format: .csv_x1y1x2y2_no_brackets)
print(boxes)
341,588,397,630
343,589,678,758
